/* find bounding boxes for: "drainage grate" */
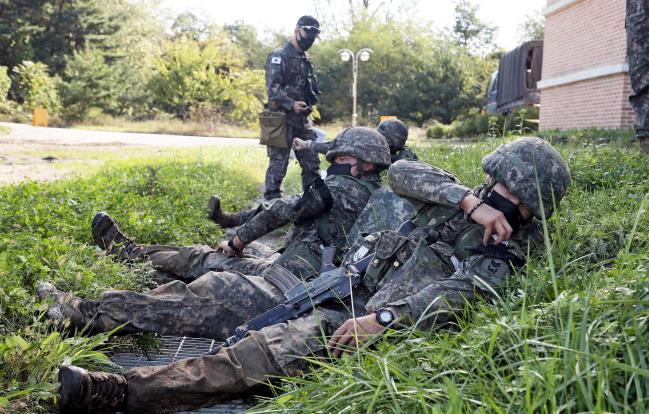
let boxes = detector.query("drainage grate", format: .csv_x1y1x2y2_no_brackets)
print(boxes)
111,336,255,414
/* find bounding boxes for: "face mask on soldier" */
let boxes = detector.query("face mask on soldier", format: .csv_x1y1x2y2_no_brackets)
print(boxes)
297,31,317,51
326,161,356,177
484,189,525,231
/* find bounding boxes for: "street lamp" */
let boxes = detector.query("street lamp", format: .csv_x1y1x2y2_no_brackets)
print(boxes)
338,47,373,127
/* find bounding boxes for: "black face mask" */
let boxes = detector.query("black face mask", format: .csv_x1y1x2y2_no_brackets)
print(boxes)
484,189,525,232
326,161,355,177
297,34,316,51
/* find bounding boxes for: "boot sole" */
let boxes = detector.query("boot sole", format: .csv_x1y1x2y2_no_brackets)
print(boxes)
207,195,221,221
58,365,86,413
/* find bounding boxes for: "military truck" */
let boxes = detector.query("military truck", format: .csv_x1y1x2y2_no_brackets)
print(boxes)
485,40,543,114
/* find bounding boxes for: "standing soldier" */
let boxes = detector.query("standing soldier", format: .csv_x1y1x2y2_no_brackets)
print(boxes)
626,0,649,153
262,15,323,200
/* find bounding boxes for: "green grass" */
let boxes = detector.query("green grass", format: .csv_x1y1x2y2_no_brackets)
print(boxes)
0,125,9,135
68,117,260,138
1,133,648,412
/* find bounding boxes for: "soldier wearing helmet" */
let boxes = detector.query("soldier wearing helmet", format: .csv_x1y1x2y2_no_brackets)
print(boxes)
41,127,390,338
51,137,571,414
293,118,418,163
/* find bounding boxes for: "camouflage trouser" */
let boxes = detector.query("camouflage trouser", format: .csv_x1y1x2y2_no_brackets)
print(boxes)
124,306,350,413
264,123,320,200
131,243,279,282
95,271,285,338
626,0,649,140
130,238,322,282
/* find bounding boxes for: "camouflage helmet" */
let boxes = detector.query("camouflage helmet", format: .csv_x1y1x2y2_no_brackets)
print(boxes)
377,118,409,151
481,137,570,219
326,127,391,168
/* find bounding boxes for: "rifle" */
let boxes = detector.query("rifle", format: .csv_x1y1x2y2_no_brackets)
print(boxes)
206,220,417,355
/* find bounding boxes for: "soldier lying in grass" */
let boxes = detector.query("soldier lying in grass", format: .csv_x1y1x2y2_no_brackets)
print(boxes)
42,137,570,414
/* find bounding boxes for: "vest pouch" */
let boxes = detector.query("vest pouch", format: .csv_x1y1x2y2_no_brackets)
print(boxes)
363,230,416,290
366,239,453,311
259,111,288,148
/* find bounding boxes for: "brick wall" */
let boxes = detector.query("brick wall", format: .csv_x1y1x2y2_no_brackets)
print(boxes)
539,0,634,130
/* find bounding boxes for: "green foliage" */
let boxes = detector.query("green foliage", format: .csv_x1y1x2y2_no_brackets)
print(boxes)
12,61,60,113
0,66,10,100
59,48,120,120
517,10,545,43
452,0,497,56
0,148,271,409
313,19,495,125
148,33,264,125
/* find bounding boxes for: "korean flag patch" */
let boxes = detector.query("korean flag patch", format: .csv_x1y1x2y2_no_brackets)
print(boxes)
271,56,282,64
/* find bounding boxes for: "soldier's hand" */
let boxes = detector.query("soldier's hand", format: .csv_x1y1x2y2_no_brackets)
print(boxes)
216,240,238,257
292,101,308,113
292,138,309,150
460,194,512,245
328,314,385,358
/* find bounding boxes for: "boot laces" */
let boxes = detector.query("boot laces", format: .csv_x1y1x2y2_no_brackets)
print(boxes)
86,371,127,410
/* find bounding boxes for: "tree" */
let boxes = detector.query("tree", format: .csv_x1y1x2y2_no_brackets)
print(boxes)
171,12,207,41
12,61,60,112
517,11,545,42
59,48,120,120
311,18,493,125
452,0,497,56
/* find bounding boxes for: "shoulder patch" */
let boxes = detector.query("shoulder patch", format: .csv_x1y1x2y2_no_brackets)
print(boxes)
271,56,282,64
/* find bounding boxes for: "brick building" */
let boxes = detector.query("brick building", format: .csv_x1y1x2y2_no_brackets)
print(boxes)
539,0,633,131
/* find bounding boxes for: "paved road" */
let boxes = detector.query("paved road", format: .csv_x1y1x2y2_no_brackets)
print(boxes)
0,122,260,147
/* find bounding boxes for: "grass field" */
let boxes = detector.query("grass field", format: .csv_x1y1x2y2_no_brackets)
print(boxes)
1,132,647,412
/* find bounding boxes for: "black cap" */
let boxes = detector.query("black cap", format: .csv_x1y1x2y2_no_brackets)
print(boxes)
297,15,320,34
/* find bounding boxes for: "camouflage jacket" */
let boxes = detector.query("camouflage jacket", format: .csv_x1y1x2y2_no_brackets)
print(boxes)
236,174,381,252
265,41,320,128
310,140,418,162
349,159,542,330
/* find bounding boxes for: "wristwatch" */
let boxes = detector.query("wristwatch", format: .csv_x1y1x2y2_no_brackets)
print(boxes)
374,308,395,327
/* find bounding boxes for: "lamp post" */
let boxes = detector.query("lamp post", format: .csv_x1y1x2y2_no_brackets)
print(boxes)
338,48,373,127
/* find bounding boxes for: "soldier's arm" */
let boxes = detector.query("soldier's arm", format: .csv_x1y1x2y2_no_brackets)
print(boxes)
386,254,512,331
235,179,334,245
310,140,334,154
265,53,294,111
388,159,471,208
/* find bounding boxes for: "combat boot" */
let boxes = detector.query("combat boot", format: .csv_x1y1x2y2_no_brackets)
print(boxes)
58,365,127,414
38,282,102,332
91,212,139,261
207,195,249,228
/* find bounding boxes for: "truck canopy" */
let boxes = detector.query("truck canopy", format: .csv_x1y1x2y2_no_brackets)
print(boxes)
495,40,543,114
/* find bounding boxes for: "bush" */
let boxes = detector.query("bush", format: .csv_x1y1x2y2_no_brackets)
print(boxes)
12,61,61,113
426,122,450,139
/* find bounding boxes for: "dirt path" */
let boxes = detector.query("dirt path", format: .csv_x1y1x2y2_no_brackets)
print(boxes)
0,122,260,185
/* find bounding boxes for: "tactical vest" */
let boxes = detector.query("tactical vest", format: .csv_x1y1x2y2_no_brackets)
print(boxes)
355,201,485,293
315,175,380,249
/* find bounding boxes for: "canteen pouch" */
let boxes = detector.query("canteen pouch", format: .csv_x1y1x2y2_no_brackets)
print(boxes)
259,111,288,148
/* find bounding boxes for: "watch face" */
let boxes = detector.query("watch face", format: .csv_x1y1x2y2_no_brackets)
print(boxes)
377,310,393,325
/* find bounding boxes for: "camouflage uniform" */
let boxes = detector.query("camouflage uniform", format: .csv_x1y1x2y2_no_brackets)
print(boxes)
117,142,570,413
626,0,649,146
264,41,321,199
87,174,381,338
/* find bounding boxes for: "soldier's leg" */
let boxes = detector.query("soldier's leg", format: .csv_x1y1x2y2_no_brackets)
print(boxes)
137,244,274,282
124,307,349,413
96,271,284,338
264,146,290,200
294,127,321,190
626,0,649,147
